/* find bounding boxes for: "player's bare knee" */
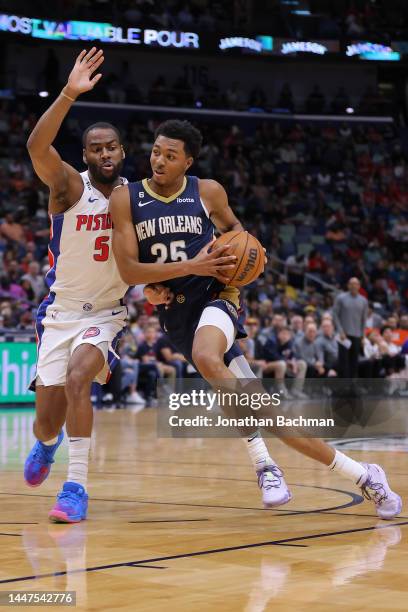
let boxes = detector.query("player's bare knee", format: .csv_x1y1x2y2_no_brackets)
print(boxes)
193,348,224,379
65,368,91,401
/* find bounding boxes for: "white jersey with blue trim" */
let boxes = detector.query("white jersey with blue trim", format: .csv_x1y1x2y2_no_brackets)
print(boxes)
45,170,128,304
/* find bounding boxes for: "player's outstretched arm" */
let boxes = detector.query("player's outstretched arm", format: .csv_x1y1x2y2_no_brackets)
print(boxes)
26,47,104,214
110,186,237,285
199,179,244,233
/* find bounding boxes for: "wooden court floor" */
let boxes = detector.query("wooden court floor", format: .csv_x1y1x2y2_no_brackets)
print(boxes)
0,407,407,611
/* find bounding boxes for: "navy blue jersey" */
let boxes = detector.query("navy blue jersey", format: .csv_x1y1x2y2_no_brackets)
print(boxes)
128,175,246,367
129,175,222,308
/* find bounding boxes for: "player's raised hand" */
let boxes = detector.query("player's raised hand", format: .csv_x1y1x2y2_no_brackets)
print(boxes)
64,48,104,99
188,241,237,284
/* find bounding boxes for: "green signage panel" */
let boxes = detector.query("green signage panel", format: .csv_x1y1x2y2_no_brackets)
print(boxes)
0,342,36,403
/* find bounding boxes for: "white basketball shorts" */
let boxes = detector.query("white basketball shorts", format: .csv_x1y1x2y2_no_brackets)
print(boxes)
32,294,127,388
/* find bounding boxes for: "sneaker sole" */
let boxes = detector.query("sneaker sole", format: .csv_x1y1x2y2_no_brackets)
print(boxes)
264,491,293,509
48,509,85,523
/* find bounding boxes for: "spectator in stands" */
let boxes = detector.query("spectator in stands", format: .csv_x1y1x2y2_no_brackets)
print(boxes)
119,334,146,407
0,213,25,244
369,278,389,310
260,330,287,381
135,325,164,407
285,254,307,289
366,305,383,329
378,326,405,375
333,277,368,379
275,327,307,396
316,318,339,376
21,261,45,302
239,317,264,376
290,314,304,340
17,309,33,331
361,331,382,378
294,322,325,378
155,332,186,379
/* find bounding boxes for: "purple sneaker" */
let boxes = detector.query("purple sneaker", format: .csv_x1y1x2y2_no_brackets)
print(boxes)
360,463,402,520
257,463,292,508
24,431,64,487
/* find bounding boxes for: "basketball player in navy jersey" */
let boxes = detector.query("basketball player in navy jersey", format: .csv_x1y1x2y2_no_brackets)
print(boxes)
110,120,401,518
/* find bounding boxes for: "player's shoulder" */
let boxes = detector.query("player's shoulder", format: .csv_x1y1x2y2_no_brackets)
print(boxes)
198,178,227,198
109,183,131,215
111,183,130,197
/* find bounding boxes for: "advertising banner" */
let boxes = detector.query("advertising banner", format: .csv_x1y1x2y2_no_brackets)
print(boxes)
0,342,36,403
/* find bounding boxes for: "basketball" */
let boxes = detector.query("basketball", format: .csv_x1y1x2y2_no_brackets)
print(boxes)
212,230,265,287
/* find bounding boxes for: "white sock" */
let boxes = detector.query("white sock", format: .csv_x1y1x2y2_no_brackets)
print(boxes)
329,450,367,485
67,437,91,489
246,432,274,470
43,436,58,446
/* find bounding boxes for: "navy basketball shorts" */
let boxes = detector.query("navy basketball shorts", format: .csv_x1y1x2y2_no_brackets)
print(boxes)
159,286,253,376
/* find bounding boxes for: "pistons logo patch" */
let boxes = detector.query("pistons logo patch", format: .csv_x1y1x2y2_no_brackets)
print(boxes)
83,327,101,339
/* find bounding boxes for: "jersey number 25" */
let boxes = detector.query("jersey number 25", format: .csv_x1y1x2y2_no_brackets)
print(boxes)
151,240,187,263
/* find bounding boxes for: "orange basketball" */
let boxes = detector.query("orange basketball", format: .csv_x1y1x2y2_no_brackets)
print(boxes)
212,230,265,287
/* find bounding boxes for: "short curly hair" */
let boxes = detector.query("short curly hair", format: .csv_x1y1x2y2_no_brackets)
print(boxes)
154,119,203,159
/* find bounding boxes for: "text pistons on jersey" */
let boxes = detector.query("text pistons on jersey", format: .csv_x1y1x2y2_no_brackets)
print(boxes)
135,215,202,241
76,213,112,231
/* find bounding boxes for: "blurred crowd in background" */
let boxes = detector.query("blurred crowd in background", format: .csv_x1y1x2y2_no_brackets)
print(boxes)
0,98,407,405
5,0,408,39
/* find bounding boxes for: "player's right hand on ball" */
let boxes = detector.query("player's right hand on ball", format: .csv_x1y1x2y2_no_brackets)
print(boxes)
188,241,237,284
144,283,174,306
64,48,104,99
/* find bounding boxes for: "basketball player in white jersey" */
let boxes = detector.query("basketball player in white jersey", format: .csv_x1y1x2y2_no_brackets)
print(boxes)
23,48,129,522
23,48,247,523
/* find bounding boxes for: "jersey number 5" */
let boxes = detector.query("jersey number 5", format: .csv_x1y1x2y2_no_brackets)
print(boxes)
151,240,187,263
94,236,110,261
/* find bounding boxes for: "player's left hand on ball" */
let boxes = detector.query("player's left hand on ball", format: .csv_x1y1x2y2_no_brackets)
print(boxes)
263,247,268,265
144,283,174,306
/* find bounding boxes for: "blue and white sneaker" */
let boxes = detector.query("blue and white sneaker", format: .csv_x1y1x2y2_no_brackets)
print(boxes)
257,463,292,508
49,482,88,523
24,431,64,487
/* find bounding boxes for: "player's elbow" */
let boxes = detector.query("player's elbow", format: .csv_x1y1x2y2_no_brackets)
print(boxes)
26,133,43,157
118,267,134,286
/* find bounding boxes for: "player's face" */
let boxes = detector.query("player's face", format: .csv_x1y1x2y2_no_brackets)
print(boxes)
83,128,124,184
150,136,193,186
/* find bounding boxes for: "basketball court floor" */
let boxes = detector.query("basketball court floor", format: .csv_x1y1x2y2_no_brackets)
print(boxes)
0,407,407,611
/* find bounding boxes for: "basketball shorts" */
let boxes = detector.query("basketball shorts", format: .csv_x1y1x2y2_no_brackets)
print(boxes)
31,293,127,389
159,286,247,370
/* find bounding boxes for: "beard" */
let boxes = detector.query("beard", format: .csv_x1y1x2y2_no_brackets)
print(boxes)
87,160,124,184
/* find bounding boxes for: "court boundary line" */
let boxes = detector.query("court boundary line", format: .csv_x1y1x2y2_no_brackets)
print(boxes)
0,521,406,585
0,482,362,516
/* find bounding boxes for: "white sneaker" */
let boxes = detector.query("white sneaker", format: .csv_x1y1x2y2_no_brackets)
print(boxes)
127,391,146,406
256,462,292,508
360,463,402,520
